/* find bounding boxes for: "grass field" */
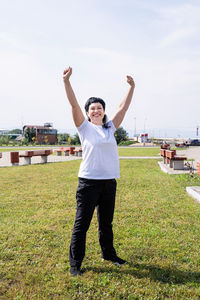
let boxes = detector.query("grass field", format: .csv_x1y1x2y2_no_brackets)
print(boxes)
118,147,160,157
1,160,200,299
0,147,46,152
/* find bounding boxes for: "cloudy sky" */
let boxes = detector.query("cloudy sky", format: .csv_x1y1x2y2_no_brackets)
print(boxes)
0,0,200,137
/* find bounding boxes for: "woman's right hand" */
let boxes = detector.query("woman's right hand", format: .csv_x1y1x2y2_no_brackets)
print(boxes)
63,67,72,82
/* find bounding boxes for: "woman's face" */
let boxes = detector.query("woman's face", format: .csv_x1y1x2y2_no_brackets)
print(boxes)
87,102,105,125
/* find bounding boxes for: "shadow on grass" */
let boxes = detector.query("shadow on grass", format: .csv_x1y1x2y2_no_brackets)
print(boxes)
84,262,200,284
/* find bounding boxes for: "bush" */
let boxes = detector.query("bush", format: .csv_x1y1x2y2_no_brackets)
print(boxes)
0,135,11,146
70,133,81,145
57,133,70,145
114,127,128,144
119,140,135,146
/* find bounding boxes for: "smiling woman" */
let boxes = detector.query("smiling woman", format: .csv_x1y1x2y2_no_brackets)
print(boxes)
85,98,105,125
63,66,135,276
84,97,110,128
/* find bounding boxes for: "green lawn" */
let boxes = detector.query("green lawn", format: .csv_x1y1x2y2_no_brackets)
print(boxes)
0,147,46,152
118,147,160,157
1,160,200,299
0,145,68,152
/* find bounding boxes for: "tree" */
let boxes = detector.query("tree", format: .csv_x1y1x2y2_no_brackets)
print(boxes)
57,135,62,145
9,129,22,134
57,133,70,144
114,126,128,144
70,133,81,145
24,128,36,143
0,135,11,146
44,136,48,144
67,136,71,145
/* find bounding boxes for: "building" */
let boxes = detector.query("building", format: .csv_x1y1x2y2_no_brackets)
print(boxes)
0,129,9,135
139,133,148,143
23,123,57,144
0,129,22,140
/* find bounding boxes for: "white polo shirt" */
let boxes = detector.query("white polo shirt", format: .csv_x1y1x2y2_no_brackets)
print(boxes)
77,119,120,179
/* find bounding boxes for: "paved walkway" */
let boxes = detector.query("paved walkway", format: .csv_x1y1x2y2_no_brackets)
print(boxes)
158,161,192,175
176,147,200,168
158,146,200,174
0,151,81,167
158,147,200,203
186,186,200,203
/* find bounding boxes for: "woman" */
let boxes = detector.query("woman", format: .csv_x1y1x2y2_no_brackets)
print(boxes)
63,67,135,276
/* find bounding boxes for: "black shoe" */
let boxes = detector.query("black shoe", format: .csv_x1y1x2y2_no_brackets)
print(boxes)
70,266,82,276
103,256,127,266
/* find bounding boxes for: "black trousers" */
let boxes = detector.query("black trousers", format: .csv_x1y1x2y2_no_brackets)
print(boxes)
69,177,117,267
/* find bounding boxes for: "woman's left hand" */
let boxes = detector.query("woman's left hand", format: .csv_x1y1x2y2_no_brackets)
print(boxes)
126,75,135,87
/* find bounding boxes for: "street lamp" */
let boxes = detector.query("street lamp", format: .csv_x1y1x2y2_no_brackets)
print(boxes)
144,118,147,133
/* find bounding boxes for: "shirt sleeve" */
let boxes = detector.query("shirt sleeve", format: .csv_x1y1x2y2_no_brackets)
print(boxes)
75,119,88,145
77,119,88,133
107,120,116,134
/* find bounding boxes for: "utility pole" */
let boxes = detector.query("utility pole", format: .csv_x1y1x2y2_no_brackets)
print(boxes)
197,125,199,136
21,115,24,137
144,118,147,133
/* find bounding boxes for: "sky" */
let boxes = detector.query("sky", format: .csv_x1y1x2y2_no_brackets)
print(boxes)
0,0,200,138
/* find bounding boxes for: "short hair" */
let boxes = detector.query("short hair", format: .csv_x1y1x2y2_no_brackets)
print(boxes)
84,97,110,128
84,97,105,112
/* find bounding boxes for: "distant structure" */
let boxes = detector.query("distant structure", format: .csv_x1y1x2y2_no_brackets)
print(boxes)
0,129,21,140
23,123,57,144
139,133,148,143
0,129,9,135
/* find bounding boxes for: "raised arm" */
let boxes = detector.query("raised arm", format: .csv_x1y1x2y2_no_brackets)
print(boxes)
112,76,135,129
63,67,85,127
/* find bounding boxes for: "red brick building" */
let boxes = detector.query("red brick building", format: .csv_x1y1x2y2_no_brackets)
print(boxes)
23,123,57,144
